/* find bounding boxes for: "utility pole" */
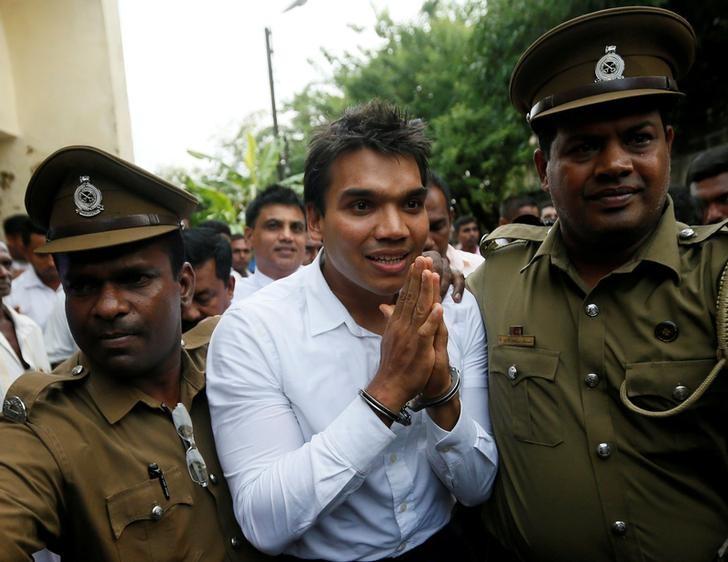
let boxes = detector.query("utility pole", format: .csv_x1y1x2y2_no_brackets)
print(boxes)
264,27,284,181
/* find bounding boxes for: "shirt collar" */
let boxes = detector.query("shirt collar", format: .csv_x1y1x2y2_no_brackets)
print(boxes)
21,266,47,290
85,348,205,425
303,250,376,338
523,198,682,283
252,267,275,288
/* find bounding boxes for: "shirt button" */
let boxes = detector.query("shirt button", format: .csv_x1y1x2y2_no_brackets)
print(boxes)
150,504,164,521
611,521,628,536
584,373,600,388
209,473,219,485
585,303,600,317
71,365,84,376
230,537,242,549
672,385,690,402
389,453,398,464
399,502,408,513
507,365,518,380
394,542,407,553
596,442,612,458
679,227,696,240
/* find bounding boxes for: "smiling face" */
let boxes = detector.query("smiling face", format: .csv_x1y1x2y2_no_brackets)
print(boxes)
245,204,306,280
535,108,674,251
308,148,428,302
58,237,193,379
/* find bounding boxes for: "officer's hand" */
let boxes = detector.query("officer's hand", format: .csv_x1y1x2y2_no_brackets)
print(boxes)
423,250,464,303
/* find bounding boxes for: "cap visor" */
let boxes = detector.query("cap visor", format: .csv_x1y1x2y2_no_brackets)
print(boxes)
36,225,179,254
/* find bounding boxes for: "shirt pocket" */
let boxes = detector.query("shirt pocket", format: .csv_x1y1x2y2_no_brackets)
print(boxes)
106,465,202,562
491,346,562,447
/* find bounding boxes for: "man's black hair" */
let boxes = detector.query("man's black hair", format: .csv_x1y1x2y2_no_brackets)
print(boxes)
245,185,304,228
426,170,452,207
304,100,431,214
182,228,232,282
21,221,47,247
453,215,477,233
197,220,232,237
686,144,728,185
231,233,245,241
3,214,32,237
499,195,539,223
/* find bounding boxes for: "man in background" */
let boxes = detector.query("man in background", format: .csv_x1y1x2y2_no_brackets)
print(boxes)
2,214,31,278
231,233,252,278
498,194,541,225
454,215,481,255
687,144,728,224
234,185,306,301
182,227,235,331
539,202,558,226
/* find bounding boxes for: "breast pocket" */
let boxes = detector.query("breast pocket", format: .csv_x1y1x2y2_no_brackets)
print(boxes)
106,465,202,562
491,346,562,447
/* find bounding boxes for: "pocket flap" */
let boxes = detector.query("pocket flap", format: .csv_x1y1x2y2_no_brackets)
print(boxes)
491,346,560,386
624,358,716,400
106,465,194,539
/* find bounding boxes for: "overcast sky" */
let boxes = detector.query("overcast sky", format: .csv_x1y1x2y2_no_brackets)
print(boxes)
118,0,429,172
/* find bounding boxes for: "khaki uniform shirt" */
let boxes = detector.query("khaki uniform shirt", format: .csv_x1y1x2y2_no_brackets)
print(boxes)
467,206,728,562
0,318,269,562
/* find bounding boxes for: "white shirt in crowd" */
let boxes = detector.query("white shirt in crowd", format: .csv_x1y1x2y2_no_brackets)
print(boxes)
231,267,275,302
207,252,498,560
0,305,50,401
43,290,77,366
4,267,61,331
446,244,484,278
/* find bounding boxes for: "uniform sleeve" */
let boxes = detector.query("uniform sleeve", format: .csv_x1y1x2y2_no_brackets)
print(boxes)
424,291,498,506
206,308,396,555
0,421,64,560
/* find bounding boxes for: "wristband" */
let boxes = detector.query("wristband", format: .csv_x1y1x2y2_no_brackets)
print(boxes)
359,389,412,426
407,366,461,412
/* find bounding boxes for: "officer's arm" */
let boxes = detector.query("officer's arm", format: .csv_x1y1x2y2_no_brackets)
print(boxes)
0,420,64,560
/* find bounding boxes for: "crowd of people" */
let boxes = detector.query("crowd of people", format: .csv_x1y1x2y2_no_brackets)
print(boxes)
0,5,726,562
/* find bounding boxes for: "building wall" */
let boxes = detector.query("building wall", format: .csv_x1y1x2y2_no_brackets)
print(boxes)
0,0,132,224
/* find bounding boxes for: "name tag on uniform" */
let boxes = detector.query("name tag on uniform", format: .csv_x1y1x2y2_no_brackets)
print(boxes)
498,325,535,347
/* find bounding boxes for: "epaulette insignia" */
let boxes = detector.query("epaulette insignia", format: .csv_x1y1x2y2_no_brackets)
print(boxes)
676,219,728,245
480,224,549,256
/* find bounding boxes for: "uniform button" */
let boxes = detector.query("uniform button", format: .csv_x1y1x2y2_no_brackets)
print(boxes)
584,373,600,388
655,321,679,342
394,542,407,553
209,473,218,485
596,442,612,458
230,537,242,549
507,365,518,380
71,365,84,376
399,502,408,513
611,520,628,536
672,385,690,402
180,338,186,347
150,505,164,521
585,303,600,317
679,227,696,240
389,453,398,464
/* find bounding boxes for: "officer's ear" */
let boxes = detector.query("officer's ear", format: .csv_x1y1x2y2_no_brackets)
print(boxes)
534,148,550,194
179,262,195,306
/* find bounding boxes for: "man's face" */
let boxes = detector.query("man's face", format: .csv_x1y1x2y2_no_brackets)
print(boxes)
245,204,306,280
457,221,480,251
308,148,428,299
693,171,728,225
540,205,558,225
4,234,25,261
424,187,451,257
230,237,252,275
303,234,323,266
535,108,673,249
0,244,12,299
27,233,60,286
181,258,233,332
58,238,193,378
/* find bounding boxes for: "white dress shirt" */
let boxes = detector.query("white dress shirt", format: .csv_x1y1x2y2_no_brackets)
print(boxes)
231,267,275,302
4,267,61,331
446,244,484,277
207,253,497,560
43,290,77,365
0,305,50,401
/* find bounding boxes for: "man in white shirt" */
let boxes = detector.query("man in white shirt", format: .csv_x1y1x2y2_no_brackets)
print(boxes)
233,185,306,301
231,234,252,278
0,242,50,400
424,171,484,278
2,214,31,278
208,101,498,560
4,222,62,330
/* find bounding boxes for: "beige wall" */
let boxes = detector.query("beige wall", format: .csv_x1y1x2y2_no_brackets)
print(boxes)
0,0,132,224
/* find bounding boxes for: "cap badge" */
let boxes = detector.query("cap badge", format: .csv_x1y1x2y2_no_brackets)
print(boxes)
595,45,625,82
74,176,104,217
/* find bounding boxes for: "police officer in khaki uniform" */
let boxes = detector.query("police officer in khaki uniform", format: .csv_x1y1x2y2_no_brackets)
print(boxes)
466,7,728,562
0,146,269,561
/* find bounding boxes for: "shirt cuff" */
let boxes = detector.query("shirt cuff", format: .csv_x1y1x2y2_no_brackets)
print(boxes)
321,396,397,474
425,405,478,459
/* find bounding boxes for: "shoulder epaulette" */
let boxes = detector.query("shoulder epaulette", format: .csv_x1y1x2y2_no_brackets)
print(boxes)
182,315,221,350
2,365,89,423
675,219,728,245
480,224,549,256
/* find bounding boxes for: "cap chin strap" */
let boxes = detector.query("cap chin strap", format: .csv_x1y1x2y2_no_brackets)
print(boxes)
619,260,728,418
48,213,181,240
528,75,680,122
